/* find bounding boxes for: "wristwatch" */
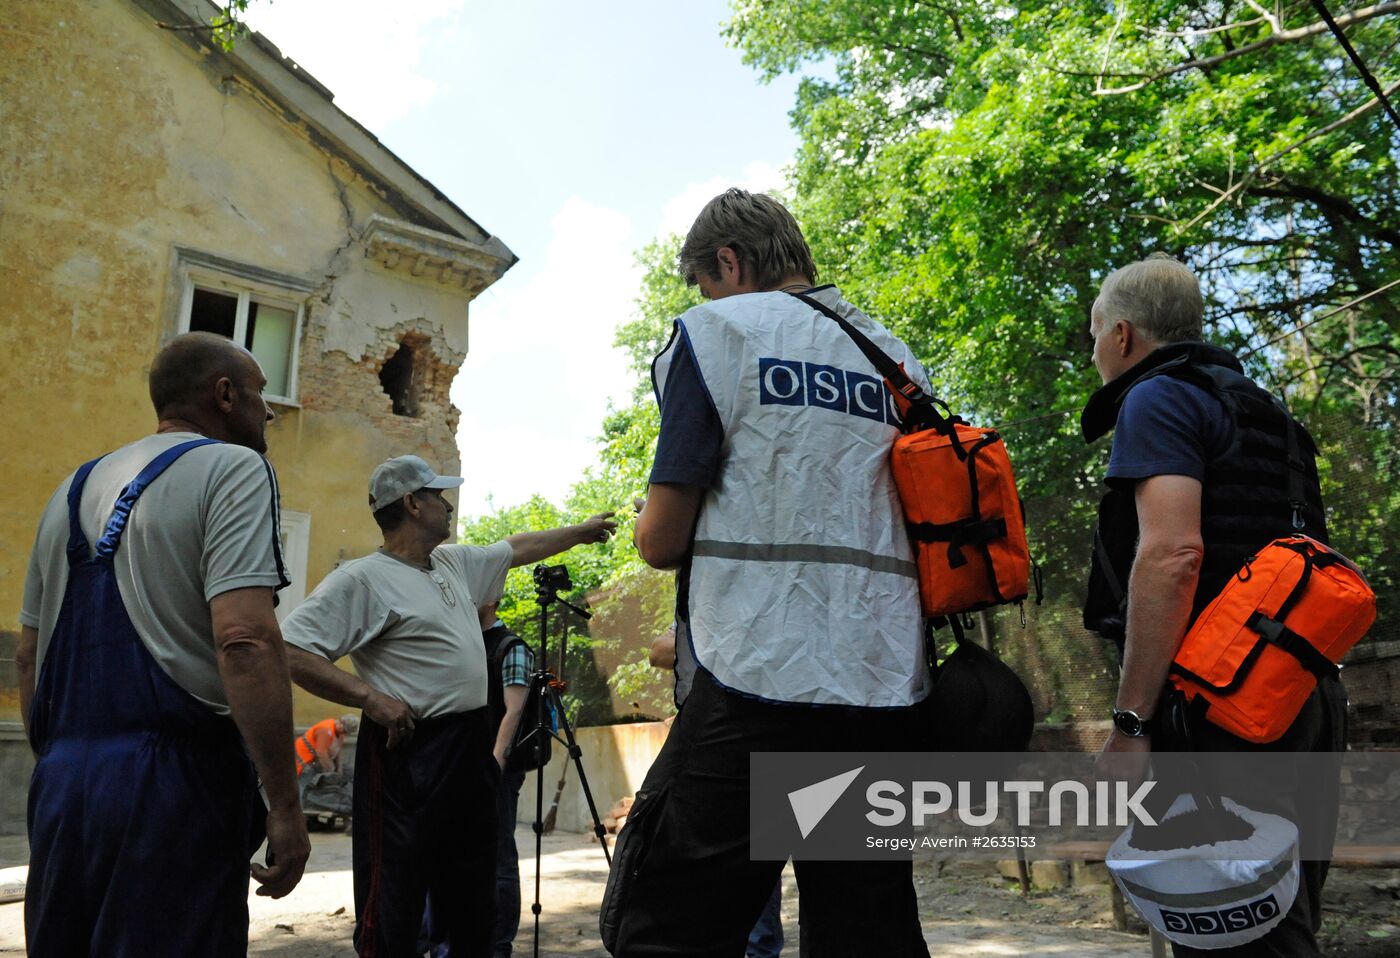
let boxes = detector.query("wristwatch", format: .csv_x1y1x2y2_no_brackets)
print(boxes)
1112,707,1149,738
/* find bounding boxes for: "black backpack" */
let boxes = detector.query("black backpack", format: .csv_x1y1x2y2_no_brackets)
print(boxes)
484,625,554,772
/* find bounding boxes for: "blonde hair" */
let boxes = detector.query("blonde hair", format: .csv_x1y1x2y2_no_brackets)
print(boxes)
678,188,817,290
1094,254,1203,344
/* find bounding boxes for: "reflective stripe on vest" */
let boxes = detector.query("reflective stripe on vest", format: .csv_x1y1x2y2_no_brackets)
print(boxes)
295,719,336,775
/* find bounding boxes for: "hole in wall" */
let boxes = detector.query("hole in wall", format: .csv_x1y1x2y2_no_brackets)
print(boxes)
379,340,420,417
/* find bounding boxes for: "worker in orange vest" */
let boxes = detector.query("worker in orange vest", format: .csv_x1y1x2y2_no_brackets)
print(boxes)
295,714,359,776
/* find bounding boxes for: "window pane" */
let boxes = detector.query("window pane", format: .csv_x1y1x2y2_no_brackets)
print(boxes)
189,287,237,338
248,302,295,398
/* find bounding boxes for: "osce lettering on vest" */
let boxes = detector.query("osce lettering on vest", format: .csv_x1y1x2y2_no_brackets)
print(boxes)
758,357,902,425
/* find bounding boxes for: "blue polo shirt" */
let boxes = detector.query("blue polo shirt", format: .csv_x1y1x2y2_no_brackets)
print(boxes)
1106,376,1232,488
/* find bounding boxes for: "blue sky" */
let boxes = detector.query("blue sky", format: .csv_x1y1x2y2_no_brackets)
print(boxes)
244,0,810,515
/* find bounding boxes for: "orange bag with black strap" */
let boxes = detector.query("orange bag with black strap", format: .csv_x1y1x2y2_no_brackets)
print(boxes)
1170,535,1375,743
790,292,1033,617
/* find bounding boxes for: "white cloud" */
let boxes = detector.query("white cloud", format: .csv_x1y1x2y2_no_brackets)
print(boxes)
450,198,640,515
449,164,795,519
656,160,789,238
242,0,466,132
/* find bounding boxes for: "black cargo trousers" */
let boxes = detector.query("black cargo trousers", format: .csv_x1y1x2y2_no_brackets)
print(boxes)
601,669,931,958
1150,675,1348,958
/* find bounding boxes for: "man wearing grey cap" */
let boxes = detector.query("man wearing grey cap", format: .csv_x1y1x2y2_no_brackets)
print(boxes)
281,455,616,958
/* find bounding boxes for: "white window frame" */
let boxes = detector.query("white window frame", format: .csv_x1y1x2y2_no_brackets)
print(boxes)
276,510,312,624
172,250,311,407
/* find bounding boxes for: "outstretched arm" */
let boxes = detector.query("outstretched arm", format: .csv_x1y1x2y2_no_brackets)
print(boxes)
506,512,617,567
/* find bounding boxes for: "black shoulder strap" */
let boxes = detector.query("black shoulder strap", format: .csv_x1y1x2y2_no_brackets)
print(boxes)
787,291,925,405
485,626,522,674
1093,527,1127,607
1283,415,1309,532
787,291,960,437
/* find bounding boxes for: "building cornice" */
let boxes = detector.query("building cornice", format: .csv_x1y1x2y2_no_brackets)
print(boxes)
361,214,512,296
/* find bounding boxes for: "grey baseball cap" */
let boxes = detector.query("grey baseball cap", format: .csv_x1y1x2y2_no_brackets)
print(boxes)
368,455,464,512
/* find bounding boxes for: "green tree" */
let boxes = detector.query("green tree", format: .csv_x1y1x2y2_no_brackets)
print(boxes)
614,236,706,396
722,0,1398,646
155,0,264,51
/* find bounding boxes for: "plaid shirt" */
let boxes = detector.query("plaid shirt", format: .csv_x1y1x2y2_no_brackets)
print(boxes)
501,640,533,688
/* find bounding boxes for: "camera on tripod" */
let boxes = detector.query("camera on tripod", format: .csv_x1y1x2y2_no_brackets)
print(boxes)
519,559,611,956
532,563,572,596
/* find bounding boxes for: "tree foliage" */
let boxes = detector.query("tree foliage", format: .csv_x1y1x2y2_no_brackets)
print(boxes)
723,0,1398,625
614,236,706,396
458,0,1399,723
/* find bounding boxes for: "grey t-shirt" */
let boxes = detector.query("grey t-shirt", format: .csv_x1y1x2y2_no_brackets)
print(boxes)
21,433,287,713
281,542,513,719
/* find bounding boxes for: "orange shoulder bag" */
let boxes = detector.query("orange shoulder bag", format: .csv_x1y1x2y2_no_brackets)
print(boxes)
790,292,1032,617
1170,535,1375,743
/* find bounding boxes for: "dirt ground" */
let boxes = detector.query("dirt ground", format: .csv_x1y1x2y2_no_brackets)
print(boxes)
1,828,1397,956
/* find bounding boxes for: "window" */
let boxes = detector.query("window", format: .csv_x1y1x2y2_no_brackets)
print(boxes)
276,510,311,624
173,250,312,406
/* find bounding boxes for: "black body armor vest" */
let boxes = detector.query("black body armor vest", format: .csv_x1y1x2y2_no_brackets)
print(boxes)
483,624,551,773
1081,343,1328,649
482,623,519,735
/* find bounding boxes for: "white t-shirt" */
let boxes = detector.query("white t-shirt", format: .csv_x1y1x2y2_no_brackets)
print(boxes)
21,433,287,714
280,542,513,719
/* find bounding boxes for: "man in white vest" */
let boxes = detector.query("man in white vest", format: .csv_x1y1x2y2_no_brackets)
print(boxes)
602,189,932,957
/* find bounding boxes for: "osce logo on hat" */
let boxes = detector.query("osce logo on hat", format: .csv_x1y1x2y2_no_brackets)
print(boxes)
369,455,464,511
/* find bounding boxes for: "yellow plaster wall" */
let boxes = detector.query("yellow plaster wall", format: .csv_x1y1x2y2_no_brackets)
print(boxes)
0,0,479,725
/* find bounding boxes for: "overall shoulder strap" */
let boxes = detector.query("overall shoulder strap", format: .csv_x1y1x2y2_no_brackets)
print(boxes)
65,456,109,566
94,438,223,558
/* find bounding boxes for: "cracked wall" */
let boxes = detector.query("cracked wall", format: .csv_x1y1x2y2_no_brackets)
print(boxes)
0,0,488,729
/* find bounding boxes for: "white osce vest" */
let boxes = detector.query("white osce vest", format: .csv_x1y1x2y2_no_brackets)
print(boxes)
653,287,931,707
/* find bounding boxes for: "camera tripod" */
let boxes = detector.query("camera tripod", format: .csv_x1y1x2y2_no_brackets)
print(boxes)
517,564,612,958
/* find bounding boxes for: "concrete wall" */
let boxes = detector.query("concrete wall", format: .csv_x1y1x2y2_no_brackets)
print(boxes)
0,718,662,838
521,722,672,835
0,0,503,724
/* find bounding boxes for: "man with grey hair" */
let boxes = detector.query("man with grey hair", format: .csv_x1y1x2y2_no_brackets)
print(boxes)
1081,255,1345,957
281,455,616,958
606,189,932,956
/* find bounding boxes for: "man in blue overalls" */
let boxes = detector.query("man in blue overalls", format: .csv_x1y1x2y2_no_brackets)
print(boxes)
18,332,311,956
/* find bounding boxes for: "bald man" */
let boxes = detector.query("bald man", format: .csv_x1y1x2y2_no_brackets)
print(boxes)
19,332,310,957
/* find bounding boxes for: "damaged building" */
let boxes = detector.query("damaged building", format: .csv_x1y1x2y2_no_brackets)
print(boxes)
0,0,517,819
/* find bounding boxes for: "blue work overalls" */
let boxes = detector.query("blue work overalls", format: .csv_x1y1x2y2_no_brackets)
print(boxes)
26,439,266,957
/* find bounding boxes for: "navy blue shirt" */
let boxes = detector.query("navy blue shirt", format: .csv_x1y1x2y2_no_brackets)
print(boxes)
650,333,723,488
1106,376,1232,489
